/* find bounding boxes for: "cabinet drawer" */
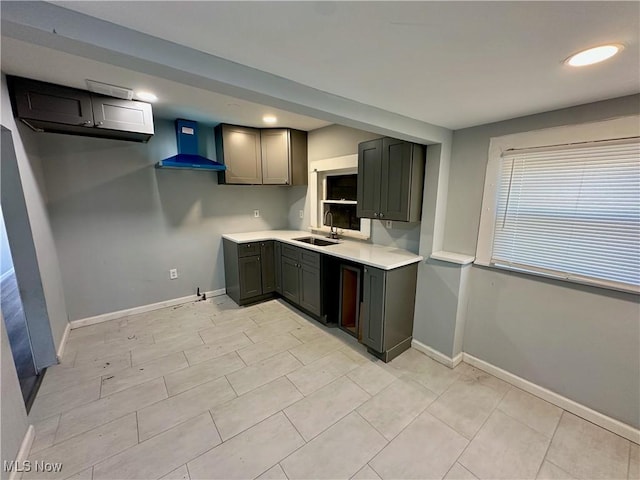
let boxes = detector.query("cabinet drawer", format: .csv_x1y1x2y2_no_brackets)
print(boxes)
301,250,320,268
238,242,261,257
282,244,301,261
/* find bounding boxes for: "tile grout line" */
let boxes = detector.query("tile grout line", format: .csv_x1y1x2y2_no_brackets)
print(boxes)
626,441,632,480
450,389,504,477
534,410,564,479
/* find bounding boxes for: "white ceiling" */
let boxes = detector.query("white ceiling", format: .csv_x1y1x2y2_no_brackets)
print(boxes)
51,1,639,130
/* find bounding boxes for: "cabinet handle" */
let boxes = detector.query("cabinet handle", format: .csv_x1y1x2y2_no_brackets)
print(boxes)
247,244,251,247
374,212,379,217
364,268,368,273
96,121,104,127
81,120,92,126
379,213,384,218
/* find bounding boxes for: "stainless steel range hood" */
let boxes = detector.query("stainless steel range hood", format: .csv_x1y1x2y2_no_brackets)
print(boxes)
156,119,226,171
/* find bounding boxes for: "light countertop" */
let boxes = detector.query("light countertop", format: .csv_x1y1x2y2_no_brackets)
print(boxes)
222,230,423,270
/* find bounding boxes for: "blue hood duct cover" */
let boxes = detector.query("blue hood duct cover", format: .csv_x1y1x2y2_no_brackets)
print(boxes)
156,119,226,171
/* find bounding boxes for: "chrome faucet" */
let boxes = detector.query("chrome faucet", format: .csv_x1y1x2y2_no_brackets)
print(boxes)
324,211,338,239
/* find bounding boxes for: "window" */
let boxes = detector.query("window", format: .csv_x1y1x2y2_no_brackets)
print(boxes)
322,174,361,231
477,117,640,293
309,154,371,239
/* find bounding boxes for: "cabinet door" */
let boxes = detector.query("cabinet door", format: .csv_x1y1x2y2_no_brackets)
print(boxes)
299,264,321,316
362,266,385,352
91,96,154,135
380,138,413,221
274,242,283,294
357,139,382,219
261,129,290,185
220,125,262,184
260,241,276,294
238,255,263,300
11,77,94,127
281,256,300,304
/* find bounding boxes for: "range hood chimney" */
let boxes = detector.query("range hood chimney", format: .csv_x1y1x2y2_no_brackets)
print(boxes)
156,119,226,171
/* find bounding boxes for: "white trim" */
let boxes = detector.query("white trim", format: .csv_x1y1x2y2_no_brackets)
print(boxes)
70,289,226,329
430,251,475,265
411,339,463,368
56,322,71,361
8,425,35,480
476,115,640,266
0,267,15,283
462,353,640,445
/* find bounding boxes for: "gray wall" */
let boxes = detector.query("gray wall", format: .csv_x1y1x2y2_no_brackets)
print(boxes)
32,119,292,321
444,95,640,428
1,312,29,479
305,124,422,253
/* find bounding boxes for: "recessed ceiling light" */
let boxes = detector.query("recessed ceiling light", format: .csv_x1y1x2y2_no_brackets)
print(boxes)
565,44,623,67
263,115,277,124
136,91,158,102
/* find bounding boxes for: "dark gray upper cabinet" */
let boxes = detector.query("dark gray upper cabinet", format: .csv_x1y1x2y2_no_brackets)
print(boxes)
8,76,154,142
357,137,425,222
216,124,307,186
357,139,382,219
11,77,94,127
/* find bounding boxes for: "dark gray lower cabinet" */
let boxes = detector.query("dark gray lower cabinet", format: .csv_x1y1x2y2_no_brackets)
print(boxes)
260,241,276,294
361,263,418,361
299,263,321,316
362,266,385,352
281,256,300,304
225,238,417,362
223,239,276,305
274,242,282,294
281,245,322,316
239,256,263,299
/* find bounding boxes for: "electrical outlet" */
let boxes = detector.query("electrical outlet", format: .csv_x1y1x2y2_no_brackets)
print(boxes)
253,209,260,218
169,268,178,280
299,210,304,219
385,220,393,228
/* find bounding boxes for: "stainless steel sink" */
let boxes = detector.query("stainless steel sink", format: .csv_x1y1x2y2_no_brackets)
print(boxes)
293,237,339,247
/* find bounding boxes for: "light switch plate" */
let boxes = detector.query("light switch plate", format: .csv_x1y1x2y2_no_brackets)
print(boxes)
299,210,304,219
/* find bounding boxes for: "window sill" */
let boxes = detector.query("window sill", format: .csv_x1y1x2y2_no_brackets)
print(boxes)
474,260,639,295
430,251,475,265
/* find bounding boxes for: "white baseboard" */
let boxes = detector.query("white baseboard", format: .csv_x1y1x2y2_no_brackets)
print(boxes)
69,289,226,330
0,267,15,283
56,322,71,361
411,339,463,368
8,425,34,480
462,353,640,445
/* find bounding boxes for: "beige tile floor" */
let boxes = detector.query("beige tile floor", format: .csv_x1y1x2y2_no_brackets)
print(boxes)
25,296,638,480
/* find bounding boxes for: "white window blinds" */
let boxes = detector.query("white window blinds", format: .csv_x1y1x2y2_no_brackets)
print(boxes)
492,138,640,292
